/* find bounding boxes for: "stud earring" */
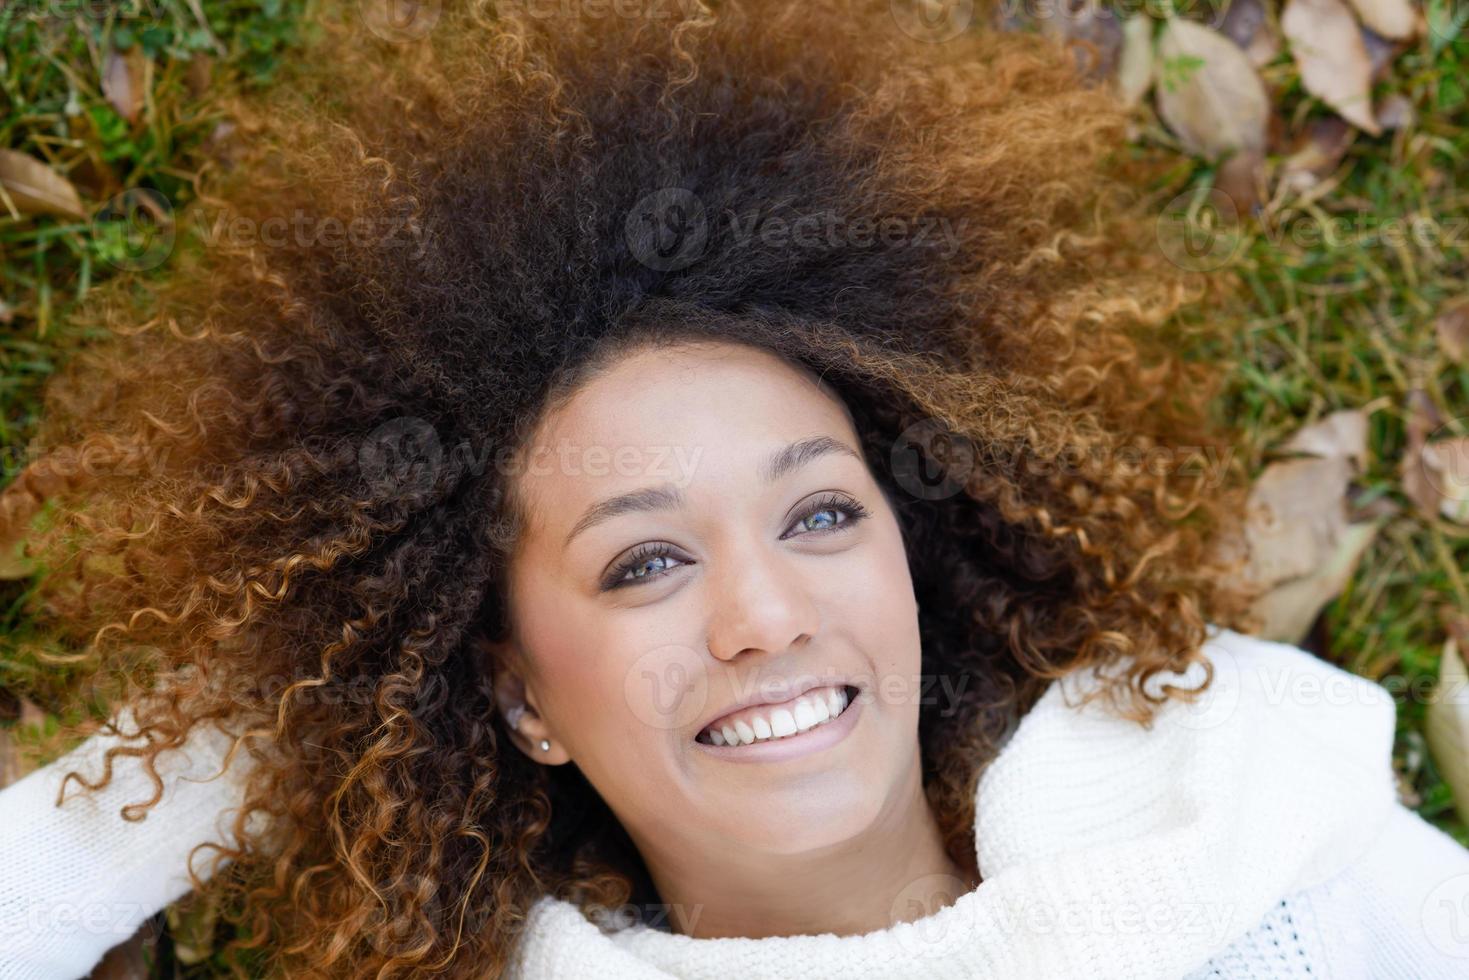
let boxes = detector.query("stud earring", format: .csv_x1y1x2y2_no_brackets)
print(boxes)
539,739,551,752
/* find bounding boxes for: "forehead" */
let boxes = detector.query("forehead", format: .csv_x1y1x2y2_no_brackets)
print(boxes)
512,342,860,535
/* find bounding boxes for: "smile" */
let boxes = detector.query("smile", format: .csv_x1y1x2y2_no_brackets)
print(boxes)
693,684,863,763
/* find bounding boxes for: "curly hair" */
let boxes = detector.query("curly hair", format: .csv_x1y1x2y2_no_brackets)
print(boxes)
0,0,1265,975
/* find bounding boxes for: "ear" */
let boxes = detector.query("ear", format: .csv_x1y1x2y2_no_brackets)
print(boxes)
482,635,569,765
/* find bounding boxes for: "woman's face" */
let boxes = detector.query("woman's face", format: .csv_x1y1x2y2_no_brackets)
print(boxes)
495,339,924,861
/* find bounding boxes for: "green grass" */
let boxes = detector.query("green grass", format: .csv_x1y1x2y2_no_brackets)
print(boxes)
1,0,1467,971
1142,2,1469,845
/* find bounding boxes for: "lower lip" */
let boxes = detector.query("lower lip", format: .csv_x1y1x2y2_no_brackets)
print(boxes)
692,689,863,764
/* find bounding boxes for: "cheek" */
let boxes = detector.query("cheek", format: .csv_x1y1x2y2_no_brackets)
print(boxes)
834,519,919,640
540,619,709,759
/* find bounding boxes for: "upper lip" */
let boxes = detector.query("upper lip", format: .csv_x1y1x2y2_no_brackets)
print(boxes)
696,675,856,735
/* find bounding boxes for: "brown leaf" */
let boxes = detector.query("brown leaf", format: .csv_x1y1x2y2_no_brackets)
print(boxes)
1426,632,1469,826
1277,408,1370,471
0,149,86,220
1436,297,1469,364
1345,0,1419,40
1279,114,1357,193
1360,24,1408,81
1115,14,1154,108
1376,92,1416,130
1250,520,1379,644
1220,0,1283,67
1155,17,1270,160
1245,455,1353,588
1216,146,1266,214
1242,449,1380,642
1399,389,1447,517
1422,437,1469,524
102,46,148,124
1282,0,1382,135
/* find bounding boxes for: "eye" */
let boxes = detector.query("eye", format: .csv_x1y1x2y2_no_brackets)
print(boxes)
600,492,872,591
779,492,871,540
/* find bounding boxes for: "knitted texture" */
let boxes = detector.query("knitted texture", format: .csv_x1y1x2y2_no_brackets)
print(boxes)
3,626,1468,978
0,715,251,980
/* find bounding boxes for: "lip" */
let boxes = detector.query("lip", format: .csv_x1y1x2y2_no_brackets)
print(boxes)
696,676,858,736
693,687,863,763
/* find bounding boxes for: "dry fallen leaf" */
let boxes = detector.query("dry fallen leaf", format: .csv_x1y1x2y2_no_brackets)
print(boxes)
1345,0,1419,39
0,149,86,220
1155,17,1271,160
1280,115,1357,193
1376,92,1416,130
1426,626,1469,826
1251,520,1380,644
102,46,148,124
1398,390,1469,524
1216,146,1267,213
1282,0,1382,135
1436,297,1469,364
1422,437,1469,524
1277,407,1370,471
1221,0,1283,66
1360,23,1408,81
1242,449,1379,644
1116,14,1154,108
1246,455,1352,586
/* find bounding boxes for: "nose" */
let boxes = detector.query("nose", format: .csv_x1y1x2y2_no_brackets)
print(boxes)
705,535,821,663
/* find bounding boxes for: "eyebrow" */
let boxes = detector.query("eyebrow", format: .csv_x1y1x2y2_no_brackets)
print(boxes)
562,435,862,549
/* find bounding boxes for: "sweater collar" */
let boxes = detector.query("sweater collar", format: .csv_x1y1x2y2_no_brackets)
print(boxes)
507,626,1400,979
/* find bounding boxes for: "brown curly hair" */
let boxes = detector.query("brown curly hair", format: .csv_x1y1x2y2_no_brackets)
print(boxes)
1,0,1265,975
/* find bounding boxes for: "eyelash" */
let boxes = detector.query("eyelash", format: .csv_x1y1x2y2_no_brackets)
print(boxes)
602,493,872,591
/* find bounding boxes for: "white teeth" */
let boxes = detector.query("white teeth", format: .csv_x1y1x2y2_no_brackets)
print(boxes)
700,685,852,746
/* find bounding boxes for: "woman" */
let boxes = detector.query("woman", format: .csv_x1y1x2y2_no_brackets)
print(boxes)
1,1,1465,977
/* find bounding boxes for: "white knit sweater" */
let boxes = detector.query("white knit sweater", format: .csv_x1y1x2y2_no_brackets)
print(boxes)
2,625,1468,978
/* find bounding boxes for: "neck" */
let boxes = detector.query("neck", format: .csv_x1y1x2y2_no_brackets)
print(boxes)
629,752,980,940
